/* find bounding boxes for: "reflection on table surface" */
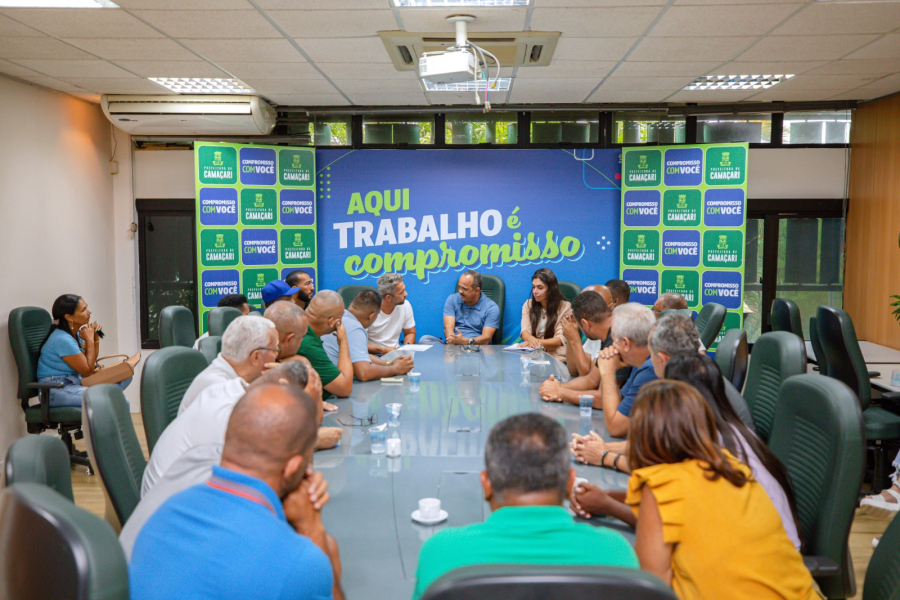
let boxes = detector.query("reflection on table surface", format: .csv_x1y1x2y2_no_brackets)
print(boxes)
317,345,632,599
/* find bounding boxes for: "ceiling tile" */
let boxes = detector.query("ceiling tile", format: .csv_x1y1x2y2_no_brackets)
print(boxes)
664,89,758,102
744,87,849,102
774,3,900,36
257,0,387,8
737,35,878,62
0,14,43,36
115,59,228,78
297,37,392,63
62,38,199,62
331,77,424,95
587,89,669,102
242,78,336,95
181,38,305,63
116,0,251,7
614,61,720,77
429,92,484,106
0,36,96,60
509,77,598,95
20,75,89,92
827,89,888,101
58,76,173,94
673,0,807,3
0,58,41,77
1,8,163,38
773,73,882,91
600,75,695,91
846,34,900,60
530,7,664,38
538,0,667,5
266,9,397,37
131,9,281,39
14,59,135,78
263,92,350,106
721,60,827,76
317,62,406,80
851,72,900,92
808,59,900,76
629,36,756,62
649,4,801,38
398,7,526,32
516,60,616,79
217,60,323,79
509,87,591,103
553,37,635,62
350,92,429,105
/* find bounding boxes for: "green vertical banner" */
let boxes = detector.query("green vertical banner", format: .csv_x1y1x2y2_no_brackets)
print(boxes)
195,142,316,332
620,143,747,350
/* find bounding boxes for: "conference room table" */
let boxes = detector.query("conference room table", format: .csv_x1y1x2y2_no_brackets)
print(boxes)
316,344,632,600
806,339,900,365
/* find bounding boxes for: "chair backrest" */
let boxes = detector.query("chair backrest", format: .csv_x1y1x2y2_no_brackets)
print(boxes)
140,347,209,453
771,298,804,338
863,508,900,600
809,316,828,377
336,285,377,309
421,565,676,600
558,281,582,304
723,378,755,432
695,302,727,349
207,306,243,337
768,375,864,600
159,305,196,348
817,306,871,408
5,435,74,502
0,483,129,600
659,308,693,319
8,306,52,404
454,274,506,344
742,331,807,443
84,385,147,526
715,327,749,392
198,335,222,364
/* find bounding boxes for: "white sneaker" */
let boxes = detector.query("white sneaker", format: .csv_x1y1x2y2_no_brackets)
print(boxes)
860,488,900,519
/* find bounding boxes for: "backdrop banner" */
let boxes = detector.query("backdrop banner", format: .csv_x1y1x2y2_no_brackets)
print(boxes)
619,143,748,350
317,149,622,343
194,142,316,331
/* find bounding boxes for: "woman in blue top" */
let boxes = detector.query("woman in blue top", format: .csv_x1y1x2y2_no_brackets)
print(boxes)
37,294,131,407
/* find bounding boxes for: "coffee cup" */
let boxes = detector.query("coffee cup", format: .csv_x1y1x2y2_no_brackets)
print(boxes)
419,497,441,520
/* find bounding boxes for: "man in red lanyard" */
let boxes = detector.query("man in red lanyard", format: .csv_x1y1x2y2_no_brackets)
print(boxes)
130,383,344,600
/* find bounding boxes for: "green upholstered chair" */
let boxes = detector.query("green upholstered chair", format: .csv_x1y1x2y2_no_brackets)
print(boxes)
0,483,129,600
742,331,807,443
198,335,222,364
723,379,755,433
695,302,727,349
768,374,865,599
455,274,506,345
207,306,243,337
659,308,694,319
83,385,146,529
558,280,582,305
771,298,804,338
715,327,749,392
421,565,676,600
158,305,196,348
4,435,74,502
336,285,378,309
7,306,91,473
862,511,900,600
816,306,900,492
140,346,209,453
810,316,828,376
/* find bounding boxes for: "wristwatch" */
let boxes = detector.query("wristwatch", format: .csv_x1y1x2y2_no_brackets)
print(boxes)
467,338,474,345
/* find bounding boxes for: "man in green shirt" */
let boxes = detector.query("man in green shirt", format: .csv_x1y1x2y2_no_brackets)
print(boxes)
412,413,638,600
297,290,353,401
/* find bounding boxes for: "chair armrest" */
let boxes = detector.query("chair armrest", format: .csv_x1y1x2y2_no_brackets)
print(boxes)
869,371,881,378
26,382,64,390
25,382,61,427
803,555,840,576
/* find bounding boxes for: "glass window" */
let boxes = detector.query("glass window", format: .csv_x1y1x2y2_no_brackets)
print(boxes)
698,114,771,144
309,116,351,146
613,112,685,144
744,218,764,343
363,115,433,145
783,110,851,144
445,113,517,144
530,111,598,144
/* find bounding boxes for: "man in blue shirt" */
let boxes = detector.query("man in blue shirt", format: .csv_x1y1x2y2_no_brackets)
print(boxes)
129,383,344,600
441,270,501,345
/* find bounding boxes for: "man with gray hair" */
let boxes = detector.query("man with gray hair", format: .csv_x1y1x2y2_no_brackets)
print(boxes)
367,273,416,354
179,316,279,414
648,312,701,378
412,413,637,599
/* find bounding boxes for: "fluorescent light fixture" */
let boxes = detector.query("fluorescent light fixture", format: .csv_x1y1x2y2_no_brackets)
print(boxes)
393,0,527,7
149,78,255,94
424,77,511,92
684,74,794,91
0,0,117,5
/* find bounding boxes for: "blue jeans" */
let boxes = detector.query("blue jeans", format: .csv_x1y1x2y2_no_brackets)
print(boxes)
38,374,132,408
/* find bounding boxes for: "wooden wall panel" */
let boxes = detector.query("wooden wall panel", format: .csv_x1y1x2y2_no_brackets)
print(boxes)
844,95,900,349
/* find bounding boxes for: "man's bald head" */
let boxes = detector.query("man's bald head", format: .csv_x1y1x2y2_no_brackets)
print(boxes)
264,302,308,358
253,361,309,389
583,284,613,307
305,290,345,336
653,293,688,314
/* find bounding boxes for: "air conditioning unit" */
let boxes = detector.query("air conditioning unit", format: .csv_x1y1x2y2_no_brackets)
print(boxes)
100,95,277,135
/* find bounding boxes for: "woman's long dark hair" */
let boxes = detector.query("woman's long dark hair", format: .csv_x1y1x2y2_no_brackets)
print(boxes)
50,294,82,338
664,353,803,548
529,268,564,339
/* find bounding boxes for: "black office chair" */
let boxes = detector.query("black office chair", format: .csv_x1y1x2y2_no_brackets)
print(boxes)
336,285,377,309
771,298,804,338
455,274,507,345
715,327,749,392
695,302,726,349
8,306,91,473
421,565,676,600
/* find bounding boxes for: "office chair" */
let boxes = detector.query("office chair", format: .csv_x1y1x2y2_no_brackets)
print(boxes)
421,565,676,600
4,435,74,502
558,281,582,305
0,483,129,600
715,327,749,392
336,285,378,309
810,316,827,375
456,274,506,344
771,298,804,338
723,378,755,432
862,511,900,600
198,335,222,364
140,346,209,453
695,302,727,350
769,375,865,600
8,306,91,473
207,306,243,337
159,305,196,348
742,331,807,443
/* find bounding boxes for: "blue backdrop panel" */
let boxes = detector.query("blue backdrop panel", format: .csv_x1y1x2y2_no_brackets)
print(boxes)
316,149,621,343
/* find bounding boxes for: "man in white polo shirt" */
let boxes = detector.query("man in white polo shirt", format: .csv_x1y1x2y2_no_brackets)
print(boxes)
367,273,416,355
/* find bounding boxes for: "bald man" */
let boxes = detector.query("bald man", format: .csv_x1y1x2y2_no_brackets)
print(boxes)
298,290,353,399
652,292,688,316
264,301,308,362
130,383,344,600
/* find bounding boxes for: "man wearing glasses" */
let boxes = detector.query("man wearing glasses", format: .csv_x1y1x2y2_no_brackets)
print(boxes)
438,270,500,345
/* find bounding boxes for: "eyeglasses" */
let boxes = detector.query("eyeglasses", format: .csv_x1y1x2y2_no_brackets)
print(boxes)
336,413,378,427
254,345,282,355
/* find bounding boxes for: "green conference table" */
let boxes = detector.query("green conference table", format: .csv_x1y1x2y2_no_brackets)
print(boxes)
317,344,632,600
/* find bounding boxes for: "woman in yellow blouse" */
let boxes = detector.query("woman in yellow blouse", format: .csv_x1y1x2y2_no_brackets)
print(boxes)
625,380,816,600
519,268,572,362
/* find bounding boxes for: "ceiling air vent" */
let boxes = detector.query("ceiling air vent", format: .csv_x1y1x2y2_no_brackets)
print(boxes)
380,30,560,71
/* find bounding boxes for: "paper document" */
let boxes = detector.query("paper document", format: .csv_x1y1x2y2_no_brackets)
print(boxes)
503,344,534,353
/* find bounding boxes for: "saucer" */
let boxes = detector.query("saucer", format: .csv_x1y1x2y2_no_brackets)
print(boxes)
411,509,448,525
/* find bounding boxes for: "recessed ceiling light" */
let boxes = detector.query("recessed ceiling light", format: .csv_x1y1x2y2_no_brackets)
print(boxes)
424,77,511,92
0,0,117,6
684,74,794,91
149,78,255,94
393,0,527,7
